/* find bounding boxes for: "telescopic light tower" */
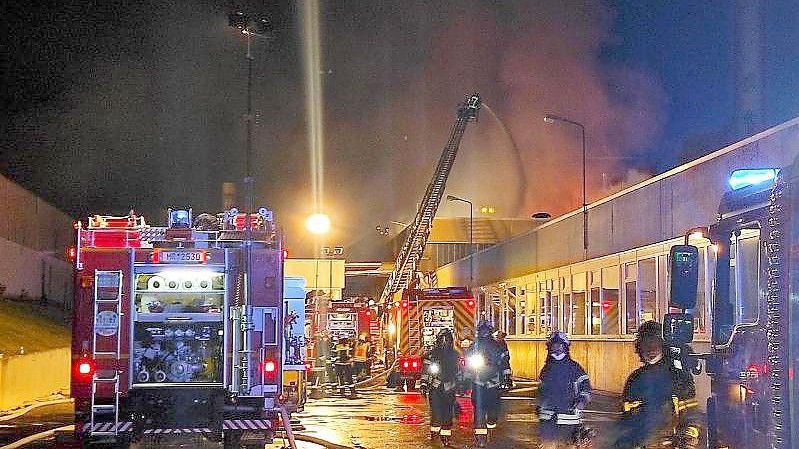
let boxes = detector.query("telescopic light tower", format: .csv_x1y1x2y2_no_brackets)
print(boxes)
228,11,272,393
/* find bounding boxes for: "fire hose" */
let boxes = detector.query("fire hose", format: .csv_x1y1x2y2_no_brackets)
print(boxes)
353,361,398,389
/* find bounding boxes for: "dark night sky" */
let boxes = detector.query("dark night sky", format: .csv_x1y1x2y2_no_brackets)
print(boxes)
3,1,799,259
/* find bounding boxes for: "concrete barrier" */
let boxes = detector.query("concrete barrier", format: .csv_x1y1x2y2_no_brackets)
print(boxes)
0,347,70,411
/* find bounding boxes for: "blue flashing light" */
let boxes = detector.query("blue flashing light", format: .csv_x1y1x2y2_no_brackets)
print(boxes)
728,168,780,191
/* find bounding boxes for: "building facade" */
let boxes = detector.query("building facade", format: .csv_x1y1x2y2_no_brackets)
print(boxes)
0,175,74,306
432,117,799,395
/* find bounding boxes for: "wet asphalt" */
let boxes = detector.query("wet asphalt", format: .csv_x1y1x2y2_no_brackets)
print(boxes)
0,383,622,448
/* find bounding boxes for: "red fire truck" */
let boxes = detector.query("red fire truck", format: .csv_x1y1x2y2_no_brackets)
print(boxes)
59,208,288,448
306,297,378,384
393,287,475,388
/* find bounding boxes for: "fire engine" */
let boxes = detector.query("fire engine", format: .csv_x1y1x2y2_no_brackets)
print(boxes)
393,287,476,388
59,208,290,448
305,297,379,386
669,163,799,449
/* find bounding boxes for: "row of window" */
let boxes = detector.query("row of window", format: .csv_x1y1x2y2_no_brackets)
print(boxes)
481,242,714,338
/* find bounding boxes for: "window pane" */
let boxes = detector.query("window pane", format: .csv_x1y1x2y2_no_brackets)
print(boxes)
730,228,761,325
625,280,637,333
571,273,587,335
562,293,572,333
601,266,620,334
639,258,657,323
693,249,706,333
526,286,536,334
590,287,601,335
507,288,517,336
571,292,586,335
539,292,552,335
552,293,560,331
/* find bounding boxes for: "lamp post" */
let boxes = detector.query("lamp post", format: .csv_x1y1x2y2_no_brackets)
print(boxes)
544,114,588,260
446,194,476,318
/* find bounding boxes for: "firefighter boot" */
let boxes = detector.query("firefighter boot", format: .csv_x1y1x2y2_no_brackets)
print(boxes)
486,421,497,436
440,429,452,447
474,429,488,448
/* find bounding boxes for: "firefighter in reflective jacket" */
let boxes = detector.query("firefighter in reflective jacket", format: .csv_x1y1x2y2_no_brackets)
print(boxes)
334,337,354,393
611,321,699,449
537,331,592,449
420,328,461,447
464,321,504,447
353,334,370,381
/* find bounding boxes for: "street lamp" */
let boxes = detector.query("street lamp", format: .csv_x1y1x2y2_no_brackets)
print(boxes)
543,113,588,260
305,213,331,235
446,194,476,317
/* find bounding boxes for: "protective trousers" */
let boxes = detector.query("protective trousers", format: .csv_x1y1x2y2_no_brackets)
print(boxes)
429,388,456,436
471,385,500,434
335,364,352,387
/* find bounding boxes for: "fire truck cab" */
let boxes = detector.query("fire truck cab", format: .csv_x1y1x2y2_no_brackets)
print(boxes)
669,164,799,449
61,208,287,448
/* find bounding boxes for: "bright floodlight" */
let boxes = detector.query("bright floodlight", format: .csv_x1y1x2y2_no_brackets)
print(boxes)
728,168,779,191
305,213,331,234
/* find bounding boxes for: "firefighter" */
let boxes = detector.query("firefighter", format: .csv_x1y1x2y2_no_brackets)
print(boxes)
420,328,461,447
334,336,354,395
492,330,513,391
464,320,504,448
353,333,370,381
610,321,698,449
537,331,592,449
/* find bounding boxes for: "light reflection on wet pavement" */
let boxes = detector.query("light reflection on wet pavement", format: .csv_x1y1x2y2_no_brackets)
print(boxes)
294,389,544,449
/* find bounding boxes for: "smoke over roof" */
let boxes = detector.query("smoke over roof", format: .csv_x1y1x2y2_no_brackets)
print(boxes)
3,1,664,260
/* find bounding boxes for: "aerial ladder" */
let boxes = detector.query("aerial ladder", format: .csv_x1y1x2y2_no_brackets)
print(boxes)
379,93,481,306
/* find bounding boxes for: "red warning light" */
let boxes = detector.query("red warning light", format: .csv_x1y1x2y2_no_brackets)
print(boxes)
263,360,277,373
401,300,409,309
467,299,475,308
66,246,77,262
76,359,95,378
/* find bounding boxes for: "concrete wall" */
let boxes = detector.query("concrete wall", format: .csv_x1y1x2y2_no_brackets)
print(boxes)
0,175,74,305
0,347,70,410
508,338,712,403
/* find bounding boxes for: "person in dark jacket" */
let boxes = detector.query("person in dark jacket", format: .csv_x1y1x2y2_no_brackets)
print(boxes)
537,331,592,449
611,321,697,449
420,328,461,447
493,330,513,391
464,321,504,448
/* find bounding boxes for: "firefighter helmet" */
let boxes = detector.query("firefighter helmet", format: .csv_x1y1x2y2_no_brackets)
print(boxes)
634,321,664,359
546,330,570,352
476,320,495,339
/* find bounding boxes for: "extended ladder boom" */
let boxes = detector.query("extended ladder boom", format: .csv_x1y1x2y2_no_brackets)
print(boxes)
380,93,481,305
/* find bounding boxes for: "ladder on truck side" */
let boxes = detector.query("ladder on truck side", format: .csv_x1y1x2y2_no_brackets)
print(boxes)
90,270,123,436
379,93,481,306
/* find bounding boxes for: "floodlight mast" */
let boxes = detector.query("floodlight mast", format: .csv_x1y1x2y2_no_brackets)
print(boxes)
228,11,272,394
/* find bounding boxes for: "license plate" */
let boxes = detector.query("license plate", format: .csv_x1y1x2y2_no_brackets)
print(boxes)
157,250,205,263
